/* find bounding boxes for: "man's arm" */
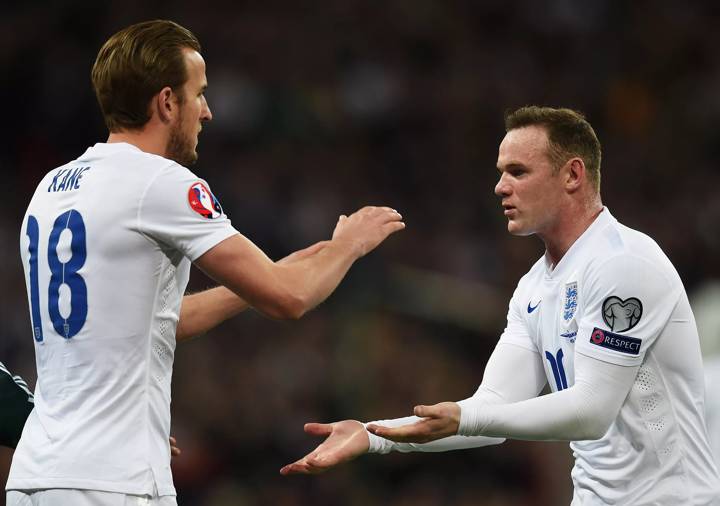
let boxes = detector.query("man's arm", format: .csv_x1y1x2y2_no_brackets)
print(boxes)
368,254,671,444
369,352,638,443
280,342,547,475
367,342,546,453
462,354,639,440
176,286,248,342
195,207,404,320
177,242,328,342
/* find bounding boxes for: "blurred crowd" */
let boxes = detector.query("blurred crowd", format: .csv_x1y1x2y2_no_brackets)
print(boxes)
2,1,720,504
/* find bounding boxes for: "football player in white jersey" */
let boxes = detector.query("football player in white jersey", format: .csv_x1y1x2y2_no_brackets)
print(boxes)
281,107,720,505
8,20,404,506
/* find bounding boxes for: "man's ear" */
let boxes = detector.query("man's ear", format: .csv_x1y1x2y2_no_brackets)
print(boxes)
154,86,175,124
564,158,585,193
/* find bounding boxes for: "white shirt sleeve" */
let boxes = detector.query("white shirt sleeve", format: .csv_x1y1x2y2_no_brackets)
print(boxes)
367,342,546,454
458,351,640,441
137,165,239,261
575,254,681,366
497,286,539,353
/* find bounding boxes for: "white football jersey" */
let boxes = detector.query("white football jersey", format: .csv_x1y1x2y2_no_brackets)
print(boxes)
705,356,720,466
9,142,238,496
500,209,720,505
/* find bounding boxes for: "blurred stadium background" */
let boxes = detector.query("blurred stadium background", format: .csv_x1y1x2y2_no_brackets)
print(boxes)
2,1,720,504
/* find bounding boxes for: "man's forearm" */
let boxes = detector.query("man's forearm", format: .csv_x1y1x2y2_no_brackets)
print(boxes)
367,415,504,454
458,352,639,441
177,286,249,342
276,238,361,317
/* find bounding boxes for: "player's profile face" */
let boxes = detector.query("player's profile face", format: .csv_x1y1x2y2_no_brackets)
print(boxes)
495,125,564,237
167,49,212,166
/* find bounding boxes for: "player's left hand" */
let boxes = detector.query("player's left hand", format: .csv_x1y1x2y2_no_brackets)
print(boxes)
280,420,368,475
366,402,461,443
170,436,181,457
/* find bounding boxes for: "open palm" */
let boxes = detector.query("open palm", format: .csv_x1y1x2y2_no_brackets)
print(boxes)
280,420,369,475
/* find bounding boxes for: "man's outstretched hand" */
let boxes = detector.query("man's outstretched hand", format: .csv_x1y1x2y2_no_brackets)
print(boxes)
332,206,405,258
366,402,461,444
280,420,369,475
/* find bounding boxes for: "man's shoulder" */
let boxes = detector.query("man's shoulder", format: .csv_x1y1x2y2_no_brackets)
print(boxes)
584,217,675,274
579,219,681,293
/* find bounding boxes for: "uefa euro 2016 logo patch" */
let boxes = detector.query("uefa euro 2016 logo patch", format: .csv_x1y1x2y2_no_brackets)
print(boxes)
563,281,578,322
602,296,642,333
188,181,223,219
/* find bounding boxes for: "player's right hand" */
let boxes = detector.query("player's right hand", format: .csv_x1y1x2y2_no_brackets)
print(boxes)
332,206,405,258
279,420,369,475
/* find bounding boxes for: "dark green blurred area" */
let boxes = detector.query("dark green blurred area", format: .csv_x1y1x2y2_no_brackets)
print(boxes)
2,1,720,504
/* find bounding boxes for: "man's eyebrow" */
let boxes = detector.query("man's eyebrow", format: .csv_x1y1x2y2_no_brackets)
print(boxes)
497,163,526,172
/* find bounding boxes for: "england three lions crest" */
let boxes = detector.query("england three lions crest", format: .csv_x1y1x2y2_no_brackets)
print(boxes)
563,281,578,322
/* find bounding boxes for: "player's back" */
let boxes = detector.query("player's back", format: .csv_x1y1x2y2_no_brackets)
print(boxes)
10,142,204,496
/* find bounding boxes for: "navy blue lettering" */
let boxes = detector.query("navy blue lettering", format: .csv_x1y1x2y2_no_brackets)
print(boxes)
64,167,80,190
48,169,69,192
73,167,90,189
47,167,91,193
56,169,72,191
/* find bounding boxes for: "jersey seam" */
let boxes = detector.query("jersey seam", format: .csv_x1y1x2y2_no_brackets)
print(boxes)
135,162,178,248
586,251,678,291
141,253,172,496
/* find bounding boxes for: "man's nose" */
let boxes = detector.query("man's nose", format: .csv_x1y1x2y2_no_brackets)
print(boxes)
495,173,511,197
202,98,212,122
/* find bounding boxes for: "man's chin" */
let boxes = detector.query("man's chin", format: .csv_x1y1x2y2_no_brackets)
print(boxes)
507,220,533,237
170,150,198,166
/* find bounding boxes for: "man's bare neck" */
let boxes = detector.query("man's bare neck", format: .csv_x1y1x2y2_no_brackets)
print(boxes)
542,201,603,268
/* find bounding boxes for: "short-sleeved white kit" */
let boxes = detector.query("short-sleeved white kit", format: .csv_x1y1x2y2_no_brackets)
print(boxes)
10,143,238,496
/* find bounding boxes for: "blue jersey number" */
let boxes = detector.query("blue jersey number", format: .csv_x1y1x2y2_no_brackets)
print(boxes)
26,210,88,341
545,348,568,391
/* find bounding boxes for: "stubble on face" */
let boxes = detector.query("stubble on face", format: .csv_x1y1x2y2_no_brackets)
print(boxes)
166,107,198,166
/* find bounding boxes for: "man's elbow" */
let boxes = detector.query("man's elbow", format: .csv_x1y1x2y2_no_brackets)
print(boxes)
265,292,311,320
576,414,613,441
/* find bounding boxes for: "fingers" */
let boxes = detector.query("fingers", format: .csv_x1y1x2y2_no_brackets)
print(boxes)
413,404,437,418
304,422,333,437
280,454,330,476
280,459,313,475
383,220,406,235
366,423,410,441
366,418,446,444
169,436,181,457
347,206,403,223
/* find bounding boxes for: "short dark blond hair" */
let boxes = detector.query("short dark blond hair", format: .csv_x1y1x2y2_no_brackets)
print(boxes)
91,20,200,132
505,106,602,192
